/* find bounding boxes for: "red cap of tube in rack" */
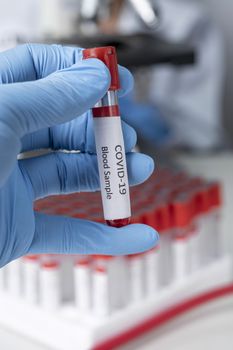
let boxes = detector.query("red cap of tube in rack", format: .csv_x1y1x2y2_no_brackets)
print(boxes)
34,169,222,233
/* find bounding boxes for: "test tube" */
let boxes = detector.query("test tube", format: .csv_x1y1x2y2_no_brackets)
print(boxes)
22,255,40,304
74,256,92,313
154,203,172,286
188,217,200,273
92,256,112,317
207,182,222,259
0,265,7,292
194,186,211,266
127,253,144,303
171,195,193,282
110,256,128,309
40,257,61,311
7,258,22,297
83,47,131,227
144,246,160,296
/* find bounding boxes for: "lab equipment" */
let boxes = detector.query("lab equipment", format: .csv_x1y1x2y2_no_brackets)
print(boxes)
40,0,80,39
127,0,159,29
83,46,131,227
0,43,157,267
78,0,160,32
102,0,224,149
0,167,231,350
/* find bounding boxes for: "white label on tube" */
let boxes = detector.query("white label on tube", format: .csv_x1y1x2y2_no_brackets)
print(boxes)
94,117,131,220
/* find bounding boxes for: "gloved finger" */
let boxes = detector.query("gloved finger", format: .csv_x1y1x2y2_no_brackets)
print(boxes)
0,44,82,83
0,44,133,96
28,212,159,255
120,98,170,146
0,58,110,137
19,152,154,199
21,114,137,154
118,65,134,97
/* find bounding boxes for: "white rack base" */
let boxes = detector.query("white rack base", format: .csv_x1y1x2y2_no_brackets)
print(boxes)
0,256,232,350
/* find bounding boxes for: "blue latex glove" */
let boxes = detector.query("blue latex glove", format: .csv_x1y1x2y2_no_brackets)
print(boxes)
0,44,159,267
120,93,170,146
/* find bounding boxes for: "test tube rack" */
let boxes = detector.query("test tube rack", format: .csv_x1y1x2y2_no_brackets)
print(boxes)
0,168,231,350
0,257,231,350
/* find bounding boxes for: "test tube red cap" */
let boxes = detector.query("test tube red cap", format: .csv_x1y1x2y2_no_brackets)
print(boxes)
41,261,60,269
208,182,222,208
154,204,171,233
75,256,91,267
23,255,40,261
83,46,120,91
92,255,114,260
170,195,193,229
127,252,144,259
194,186,210,215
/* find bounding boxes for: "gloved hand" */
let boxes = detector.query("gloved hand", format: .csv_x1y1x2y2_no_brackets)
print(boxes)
120,93,170,146
0,44,159,267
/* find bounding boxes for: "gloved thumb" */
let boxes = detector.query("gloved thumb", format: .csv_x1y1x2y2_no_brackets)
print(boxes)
0,58,110,138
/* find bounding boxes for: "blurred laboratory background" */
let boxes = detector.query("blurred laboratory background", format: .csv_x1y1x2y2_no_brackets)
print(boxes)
0,1,233,350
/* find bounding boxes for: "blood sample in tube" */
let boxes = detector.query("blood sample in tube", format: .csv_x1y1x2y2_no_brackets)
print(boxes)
83,47,131,227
